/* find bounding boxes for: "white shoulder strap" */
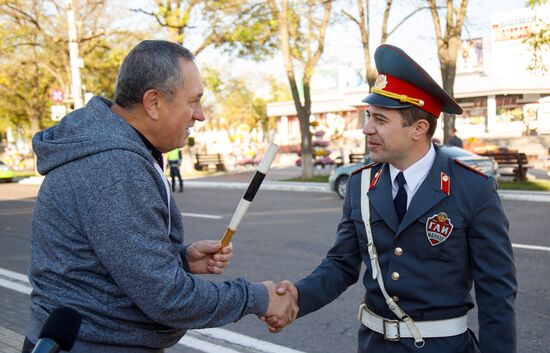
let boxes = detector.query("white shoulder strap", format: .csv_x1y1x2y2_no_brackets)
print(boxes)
360,168,379,280
360,168,424,346
154,163,171,236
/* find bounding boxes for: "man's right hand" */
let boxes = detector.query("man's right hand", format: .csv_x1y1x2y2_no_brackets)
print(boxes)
260,280,298,333
260,281,298,333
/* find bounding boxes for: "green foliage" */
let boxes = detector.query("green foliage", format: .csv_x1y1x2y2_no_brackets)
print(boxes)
200,64,291,142
0,0,144,138
265,75,292,102
498,180,550,191
524,0,549,73
80,37,134,99
201,66,268,140
136,0,278,60
215,2,279,60
284,175,329,183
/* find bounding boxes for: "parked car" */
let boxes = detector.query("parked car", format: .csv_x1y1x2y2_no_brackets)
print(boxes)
328,146,498,199
0,160,14,182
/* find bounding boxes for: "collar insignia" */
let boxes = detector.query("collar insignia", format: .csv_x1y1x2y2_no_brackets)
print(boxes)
369,169,382,190
440,172,450,196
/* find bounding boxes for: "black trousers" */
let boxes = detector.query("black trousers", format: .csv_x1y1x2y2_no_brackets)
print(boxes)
169,166,183,192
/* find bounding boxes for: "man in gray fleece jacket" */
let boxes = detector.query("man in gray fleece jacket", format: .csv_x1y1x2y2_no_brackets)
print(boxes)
23,40,297,353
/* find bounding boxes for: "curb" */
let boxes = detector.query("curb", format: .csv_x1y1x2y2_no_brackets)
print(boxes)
497,190,550,203
183,181,550,203
184,180,331,193
18,177,550,203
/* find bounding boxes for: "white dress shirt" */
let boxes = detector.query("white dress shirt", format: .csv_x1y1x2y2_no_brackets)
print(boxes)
389,144,436,209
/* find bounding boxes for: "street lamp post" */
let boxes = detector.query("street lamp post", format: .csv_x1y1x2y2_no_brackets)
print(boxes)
67,0,83,109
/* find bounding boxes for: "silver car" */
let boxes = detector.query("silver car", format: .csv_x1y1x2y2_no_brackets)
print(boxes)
329,146,499,199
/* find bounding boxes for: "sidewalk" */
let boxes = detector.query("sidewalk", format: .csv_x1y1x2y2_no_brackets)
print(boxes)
0,325,24,353
182,165,550,203
19,165,550,202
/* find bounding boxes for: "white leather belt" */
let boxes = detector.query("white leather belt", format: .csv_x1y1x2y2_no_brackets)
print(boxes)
358,304,468,341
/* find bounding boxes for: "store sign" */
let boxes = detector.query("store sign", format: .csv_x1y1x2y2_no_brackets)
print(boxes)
496,95,519,107
492,15,535,41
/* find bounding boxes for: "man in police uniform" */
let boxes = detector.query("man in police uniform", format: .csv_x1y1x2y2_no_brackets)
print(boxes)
267,45,517,353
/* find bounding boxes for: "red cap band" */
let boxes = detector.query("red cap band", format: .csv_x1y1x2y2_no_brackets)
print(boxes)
381,74,443,117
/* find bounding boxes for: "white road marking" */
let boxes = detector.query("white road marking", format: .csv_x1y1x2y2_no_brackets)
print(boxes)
0,198,36,203
0,278,31,294
181,212,223,219
192,328,307,353
0,268,30,283
0,268,307,353
512,243,550,252
179,335,242,353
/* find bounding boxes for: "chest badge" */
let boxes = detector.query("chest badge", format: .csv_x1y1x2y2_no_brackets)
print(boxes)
426,212,454,246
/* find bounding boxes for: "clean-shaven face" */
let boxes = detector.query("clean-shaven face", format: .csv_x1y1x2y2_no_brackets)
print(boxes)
363,105,415,167
158,60,205,151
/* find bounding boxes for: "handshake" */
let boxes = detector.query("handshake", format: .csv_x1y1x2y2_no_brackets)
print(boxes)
260,280,298,333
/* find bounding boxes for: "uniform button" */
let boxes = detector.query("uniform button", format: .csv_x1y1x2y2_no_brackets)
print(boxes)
394,247,403,256
392,296,400,302
391,272,400,280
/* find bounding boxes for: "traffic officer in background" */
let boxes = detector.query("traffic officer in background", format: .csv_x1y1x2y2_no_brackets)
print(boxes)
268,44,517,353
167,147,184,192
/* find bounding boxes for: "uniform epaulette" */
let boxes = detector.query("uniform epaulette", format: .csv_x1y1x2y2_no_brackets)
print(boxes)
454,159,488,178
351,162,379,176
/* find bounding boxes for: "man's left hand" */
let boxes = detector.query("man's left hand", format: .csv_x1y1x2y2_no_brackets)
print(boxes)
186,240,233,274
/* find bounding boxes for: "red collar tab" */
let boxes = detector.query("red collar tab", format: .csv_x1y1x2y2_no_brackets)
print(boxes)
375,74,443,118
369,169,383,190
440,172,450,196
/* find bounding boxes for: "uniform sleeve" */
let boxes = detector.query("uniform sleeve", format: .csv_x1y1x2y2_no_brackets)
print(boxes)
295,178,363,317
85,177,268,329
469,177,517,353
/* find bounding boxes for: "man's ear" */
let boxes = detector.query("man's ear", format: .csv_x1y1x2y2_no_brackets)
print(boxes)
142,89,161,121
412,119,430,140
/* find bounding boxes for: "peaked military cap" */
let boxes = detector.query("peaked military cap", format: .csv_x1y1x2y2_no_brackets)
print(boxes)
362,44,463,117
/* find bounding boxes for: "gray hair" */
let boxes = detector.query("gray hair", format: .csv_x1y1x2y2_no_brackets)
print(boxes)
114,40,195,108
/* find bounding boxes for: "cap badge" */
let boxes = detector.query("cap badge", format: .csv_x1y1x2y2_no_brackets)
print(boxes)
426,212,454,246
373,74,388,90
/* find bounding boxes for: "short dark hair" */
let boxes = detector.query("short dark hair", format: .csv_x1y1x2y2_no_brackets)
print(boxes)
114,40,195,108
399,106,438,138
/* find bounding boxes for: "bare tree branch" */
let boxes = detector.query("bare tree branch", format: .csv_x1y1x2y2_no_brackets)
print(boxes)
341,9,359,25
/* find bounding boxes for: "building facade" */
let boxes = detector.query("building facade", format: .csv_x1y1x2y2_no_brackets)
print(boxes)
266,6,550,153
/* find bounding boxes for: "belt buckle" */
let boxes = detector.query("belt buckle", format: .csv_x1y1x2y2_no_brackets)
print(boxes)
382,319,400,341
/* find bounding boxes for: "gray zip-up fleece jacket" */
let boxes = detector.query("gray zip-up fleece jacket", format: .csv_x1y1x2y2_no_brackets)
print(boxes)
27,97,268,348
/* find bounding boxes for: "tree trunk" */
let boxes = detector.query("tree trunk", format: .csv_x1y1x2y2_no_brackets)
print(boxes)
428,0,468,144
299,78,313,179
441,62,456,143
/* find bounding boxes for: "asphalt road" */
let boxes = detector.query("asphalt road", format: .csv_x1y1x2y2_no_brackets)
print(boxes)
0,183,549,352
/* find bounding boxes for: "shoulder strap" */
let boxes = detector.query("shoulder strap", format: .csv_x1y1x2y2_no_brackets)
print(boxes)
360,168,424,346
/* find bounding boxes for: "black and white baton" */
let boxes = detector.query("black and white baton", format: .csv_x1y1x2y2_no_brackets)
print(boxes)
218,143,279,252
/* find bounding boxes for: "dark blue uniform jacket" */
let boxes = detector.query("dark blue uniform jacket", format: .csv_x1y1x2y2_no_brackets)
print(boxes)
295,146,517,353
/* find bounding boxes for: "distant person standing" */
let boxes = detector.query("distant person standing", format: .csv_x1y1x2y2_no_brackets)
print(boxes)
448,126,463,148
167,148,183,192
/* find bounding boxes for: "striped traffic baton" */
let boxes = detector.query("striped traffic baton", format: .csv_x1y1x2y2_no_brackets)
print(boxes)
217,143,280,252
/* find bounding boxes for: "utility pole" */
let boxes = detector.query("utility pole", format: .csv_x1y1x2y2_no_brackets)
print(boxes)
67,0,83,109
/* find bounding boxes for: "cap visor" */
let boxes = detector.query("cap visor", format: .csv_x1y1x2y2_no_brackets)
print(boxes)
362,93,412,109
